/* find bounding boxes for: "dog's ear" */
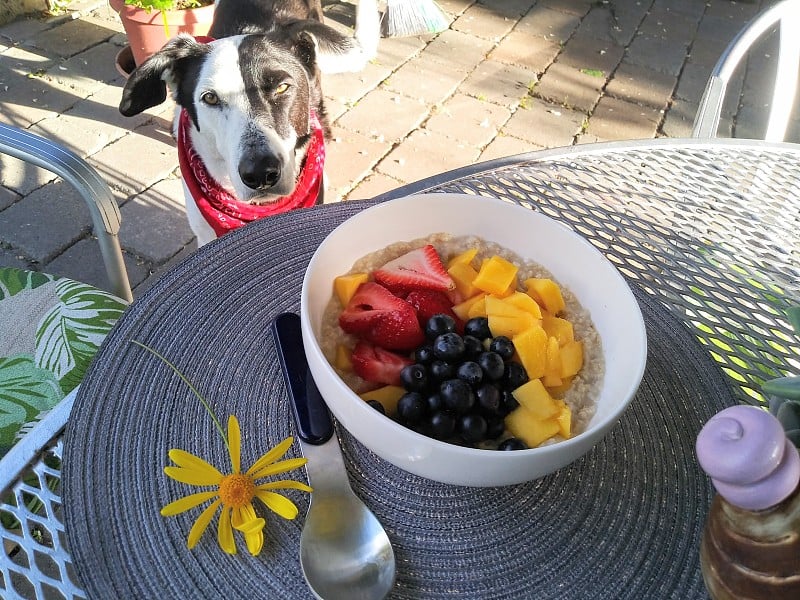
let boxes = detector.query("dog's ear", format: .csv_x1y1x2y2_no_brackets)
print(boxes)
119,34,211,117
285,28,319,73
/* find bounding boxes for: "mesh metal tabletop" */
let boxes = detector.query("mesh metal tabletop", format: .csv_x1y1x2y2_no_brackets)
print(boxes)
2,138,799,599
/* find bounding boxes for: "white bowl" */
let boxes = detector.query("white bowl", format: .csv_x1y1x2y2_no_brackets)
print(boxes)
301,193,647,486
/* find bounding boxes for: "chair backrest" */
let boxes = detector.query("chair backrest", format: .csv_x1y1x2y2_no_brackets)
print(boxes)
0,123,133,302
692,0,800,142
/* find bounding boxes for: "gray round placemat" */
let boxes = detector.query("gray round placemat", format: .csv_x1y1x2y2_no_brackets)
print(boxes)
63,199,734,599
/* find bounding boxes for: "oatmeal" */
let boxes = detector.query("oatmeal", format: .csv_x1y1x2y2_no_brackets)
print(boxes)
321,233,605,447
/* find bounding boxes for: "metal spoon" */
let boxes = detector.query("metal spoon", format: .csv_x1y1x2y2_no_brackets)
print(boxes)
272,312,396,600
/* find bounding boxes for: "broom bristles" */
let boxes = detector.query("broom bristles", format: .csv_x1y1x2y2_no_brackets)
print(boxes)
381,0,450,37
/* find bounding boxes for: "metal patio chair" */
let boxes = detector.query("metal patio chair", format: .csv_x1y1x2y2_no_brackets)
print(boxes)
693,0,800,141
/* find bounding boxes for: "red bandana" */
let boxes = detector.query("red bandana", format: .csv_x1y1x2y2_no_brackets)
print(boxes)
176,107,325,237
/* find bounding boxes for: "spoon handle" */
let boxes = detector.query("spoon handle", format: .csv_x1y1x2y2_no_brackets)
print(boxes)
272,312,354,495
272,312,334,445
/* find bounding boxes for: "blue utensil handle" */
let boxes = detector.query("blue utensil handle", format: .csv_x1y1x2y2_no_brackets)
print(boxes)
272,312,334,445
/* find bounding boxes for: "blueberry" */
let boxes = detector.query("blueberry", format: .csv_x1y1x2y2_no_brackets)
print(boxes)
400,364,429,392
429,360,456,382
414,345,435,364
464,317,491,340
463,335,484,359
426,393,444,413
478,351,505,380
433,332,466,362
503,361,529,390
498,437,528,451
397,392,426,423
429,411,456,440
500,389,519,414
489,336,515,360
485,416,506,439
456,361,483,386
366,399,385,415
476,383,501,414
426,314,457,340
440,379,475,414
458,414,488,444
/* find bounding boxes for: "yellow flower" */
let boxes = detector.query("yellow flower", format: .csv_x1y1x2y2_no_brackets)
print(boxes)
160,415,311,556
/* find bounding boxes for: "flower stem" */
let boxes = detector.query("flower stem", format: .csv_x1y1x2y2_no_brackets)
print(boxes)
130,340,230,453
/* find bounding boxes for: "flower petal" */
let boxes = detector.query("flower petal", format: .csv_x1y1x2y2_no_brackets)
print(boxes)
235,517,265,535
244,527,264,556
245,437,294,476
228,416,241,474
255,490,300,520
257,480,313,493
164,466,223,487
161,490,219,516
217,506,236,554
249,457,307,480
187,499,221,549
168,449,224,480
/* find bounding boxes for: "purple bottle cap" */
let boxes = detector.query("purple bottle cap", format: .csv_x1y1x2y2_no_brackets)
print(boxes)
696,405,800,511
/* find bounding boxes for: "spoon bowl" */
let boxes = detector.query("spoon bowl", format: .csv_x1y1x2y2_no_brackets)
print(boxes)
273,312,396,600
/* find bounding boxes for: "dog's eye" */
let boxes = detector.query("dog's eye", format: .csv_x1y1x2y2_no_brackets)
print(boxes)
200,91,220,106
275,83,289,95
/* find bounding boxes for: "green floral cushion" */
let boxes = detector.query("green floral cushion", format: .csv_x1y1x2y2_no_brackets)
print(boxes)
0,267,127,456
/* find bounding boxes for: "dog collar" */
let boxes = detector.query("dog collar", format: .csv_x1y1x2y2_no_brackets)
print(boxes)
176,107,325,237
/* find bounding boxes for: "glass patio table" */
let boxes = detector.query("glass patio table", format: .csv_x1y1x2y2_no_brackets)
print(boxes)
2,138,799,599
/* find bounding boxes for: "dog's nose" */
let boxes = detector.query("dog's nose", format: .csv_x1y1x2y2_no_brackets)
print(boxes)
239,155,281,190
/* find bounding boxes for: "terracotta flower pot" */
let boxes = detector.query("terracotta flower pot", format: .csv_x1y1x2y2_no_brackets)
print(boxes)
109,0,215,67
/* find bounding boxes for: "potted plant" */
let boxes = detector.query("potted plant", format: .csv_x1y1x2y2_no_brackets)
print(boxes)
109,0,215,70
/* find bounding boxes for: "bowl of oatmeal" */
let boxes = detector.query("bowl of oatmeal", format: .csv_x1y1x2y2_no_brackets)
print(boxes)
300,193,646,486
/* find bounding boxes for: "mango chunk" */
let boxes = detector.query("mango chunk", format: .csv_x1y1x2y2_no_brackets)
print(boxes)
554,399,572,439
559,340,584,378
542,373,563,387
546,376,574,398
466,295,488,318
503,291,543,318
359,385,405,416
512,378,559,419
505,407,561,448
452,293,487,321
544,335,562,379
542,314,574,346
488,313,537,338
448,248,478,268
524,278,566,314
447,261,480,299
474,255,519,295
513,325,548,379
334,273,369,306
335,344,353,371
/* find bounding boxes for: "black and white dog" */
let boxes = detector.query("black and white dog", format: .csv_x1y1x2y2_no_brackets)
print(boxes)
119,0,379,246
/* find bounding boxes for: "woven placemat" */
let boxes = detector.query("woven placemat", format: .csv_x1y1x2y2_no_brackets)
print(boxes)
62,199,734,599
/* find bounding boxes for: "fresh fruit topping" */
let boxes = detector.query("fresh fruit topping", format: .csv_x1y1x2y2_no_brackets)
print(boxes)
350,341,413,386
425,313,457,340
334,273,369,306
464,316,491,340
339,282,425,350
405,290,460,327
373,245,455,295
432,332,466,362
400,364,429,392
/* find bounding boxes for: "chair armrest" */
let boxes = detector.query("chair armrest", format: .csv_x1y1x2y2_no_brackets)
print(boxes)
0,123,133,302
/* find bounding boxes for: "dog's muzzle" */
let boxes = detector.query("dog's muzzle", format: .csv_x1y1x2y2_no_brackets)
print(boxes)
238,153,282,190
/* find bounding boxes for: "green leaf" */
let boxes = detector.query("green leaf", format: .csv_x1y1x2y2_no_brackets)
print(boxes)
0,267,54,300
35,279,126,392
0,355,62,451
762,375,800,400
580,68,604,78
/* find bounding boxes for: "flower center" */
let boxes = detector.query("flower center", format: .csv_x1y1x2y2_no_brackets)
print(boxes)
218,473,256,508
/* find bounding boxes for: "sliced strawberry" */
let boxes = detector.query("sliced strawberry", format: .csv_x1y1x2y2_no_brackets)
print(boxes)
405,289,462,328
373,245,455,295
339,282,425,350
350,341,413,386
